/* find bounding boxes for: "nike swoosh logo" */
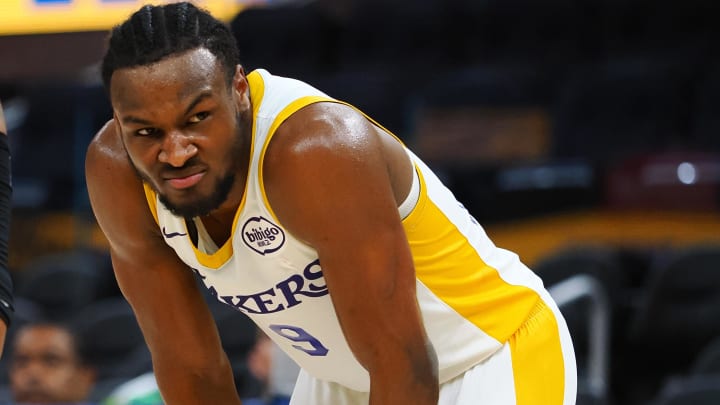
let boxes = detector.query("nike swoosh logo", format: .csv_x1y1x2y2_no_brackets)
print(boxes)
162,226,187,239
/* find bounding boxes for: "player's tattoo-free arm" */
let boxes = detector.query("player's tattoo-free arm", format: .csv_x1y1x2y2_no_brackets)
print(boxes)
265,103,439,404
85,121,241,405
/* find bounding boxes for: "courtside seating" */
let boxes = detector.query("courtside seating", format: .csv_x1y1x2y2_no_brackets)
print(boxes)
534,245,630,321
549,274,612,405
72,297,150,381
650,375,720,405
537,247,628,397
624,244,720,400
691,336,720,377
15,248,116,321
630,244,720,356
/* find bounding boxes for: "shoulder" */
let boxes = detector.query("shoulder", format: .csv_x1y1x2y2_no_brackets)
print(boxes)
261,102,410,245
86,119,143,195
266,102,383,165
85,119,144,203
85,119,159,254
86,119,127,171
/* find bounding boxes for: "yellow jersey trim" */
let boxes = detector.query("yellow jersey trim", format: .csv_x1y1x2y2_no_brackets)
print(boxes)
142,183,159,225
258,95,337,223
510,300,566,404
404,169,540,341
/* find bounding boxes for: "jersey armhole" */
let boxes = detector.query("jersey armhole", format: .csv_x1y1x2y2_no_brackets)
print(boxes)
399,162,421,220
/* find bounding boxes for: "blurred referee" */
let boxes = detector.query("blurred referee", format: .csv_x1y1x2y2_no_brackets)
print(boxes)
0,99,14,356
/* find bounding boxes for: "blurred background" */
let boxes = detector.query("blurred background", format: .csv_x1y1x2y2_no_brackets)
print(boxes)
2,0,720,404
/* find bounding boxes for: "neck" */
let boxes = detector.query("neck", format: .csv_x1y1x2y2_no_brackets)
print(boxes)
205,111,253,224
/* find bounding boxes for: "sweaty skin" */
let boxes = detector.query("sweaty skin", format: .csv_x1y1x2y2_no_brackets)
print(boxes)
87,48,438,404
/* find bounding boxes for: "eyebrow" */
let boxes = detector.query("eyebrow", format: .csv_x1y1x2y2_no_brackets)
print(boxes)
120,91,214,126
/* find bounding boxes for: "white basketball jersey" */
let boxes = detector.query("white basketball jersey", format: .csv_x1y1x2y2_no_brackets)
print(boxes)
144,69,549,392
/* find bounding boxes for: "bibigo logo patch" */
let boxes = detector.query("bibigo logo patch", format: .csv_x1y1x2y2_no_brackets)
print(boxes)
241,216,285,255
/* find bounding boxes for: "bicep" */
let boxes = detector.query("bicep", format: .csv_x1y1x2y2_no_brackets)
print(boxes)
265,106,425,368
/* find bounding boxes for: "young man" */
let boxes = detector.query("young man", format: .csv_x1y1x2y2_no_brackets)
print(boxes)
86,2,576,404
9,322,96,404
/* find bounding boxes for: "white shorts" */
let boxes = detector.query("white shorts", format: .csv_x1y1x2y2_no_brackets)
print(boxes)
289,300,577,405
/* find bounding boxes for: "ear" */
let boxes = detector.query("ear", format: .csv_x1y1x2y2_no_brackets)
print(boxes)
232,65,251,112
112,112,122,133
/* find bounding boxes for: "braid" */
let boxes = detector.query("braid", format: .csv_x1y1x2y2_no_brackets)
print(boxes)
101,1,240,90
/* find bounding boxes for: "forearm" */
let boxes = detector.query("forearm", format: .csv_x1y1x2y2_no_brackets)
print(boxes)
153,353,242,404
370,379,438,405
368,342,439,405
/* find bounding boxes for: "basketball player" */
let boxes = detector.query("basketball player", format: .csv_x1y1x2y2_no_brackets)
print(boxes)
86,2,576,404
0,100,14,357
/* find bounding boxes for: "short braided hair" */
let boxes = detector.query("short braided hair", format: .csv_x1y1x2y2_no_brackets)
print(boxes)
101,2,240,90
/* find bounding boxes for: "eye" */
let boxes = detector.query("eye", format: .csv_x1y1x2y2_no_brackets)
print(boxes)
188,111,210,124
11,355,29,368
42,354,65,367
136,127,159,137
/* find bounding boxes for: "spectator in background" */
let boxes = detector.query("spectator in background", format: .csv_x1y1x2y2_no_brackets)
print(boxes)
243,330,297,405
266,342,299,405
8,322,96,404
0,100,14,358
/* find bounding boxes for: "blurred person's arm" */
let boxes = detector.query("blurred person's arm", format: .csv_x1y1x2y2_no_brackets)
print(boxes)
0,100,13,357
86,120,241,404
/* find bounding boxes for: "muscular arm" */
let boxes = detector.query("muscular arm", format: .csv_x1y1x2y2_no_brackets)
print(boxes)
85,121,241,404
265,103,439,404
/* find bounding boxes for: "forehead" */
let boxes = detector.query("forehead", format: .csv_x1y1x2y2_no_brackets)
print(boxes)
110,48,226,110
14,326,74,354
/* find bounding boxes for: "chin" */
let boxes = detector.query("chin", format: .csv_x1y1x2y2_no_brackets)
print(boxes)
159,192,222,218
15,394,54,403
159,172,236,219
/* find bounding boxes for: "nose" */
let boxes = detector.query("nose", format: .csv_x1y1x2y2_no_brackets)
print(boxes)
158,130,198,167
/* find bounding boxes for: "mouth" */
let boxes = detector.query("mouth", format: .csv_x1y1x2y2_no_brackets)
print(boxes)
164,171,206,190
